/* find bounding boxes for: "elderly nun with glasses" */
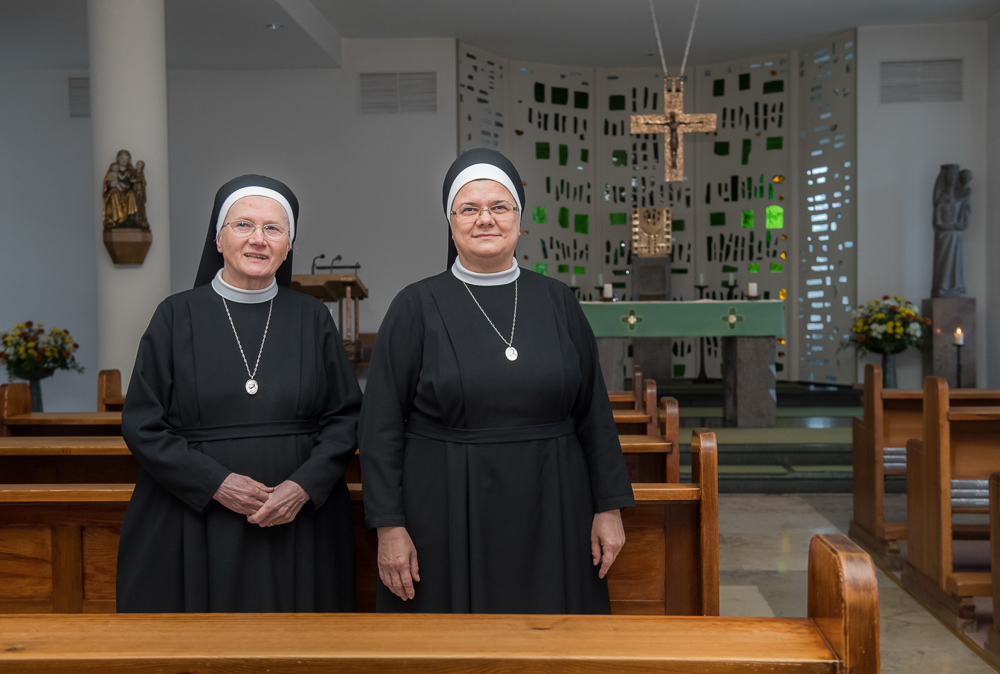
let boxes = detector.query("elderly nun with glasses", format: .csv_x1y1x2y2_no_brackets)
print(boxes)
359,149,634,614
116,175,362,612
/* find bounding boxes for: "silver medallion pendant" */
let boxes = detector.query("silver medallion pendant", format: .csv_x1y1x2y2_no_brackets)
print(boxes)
505,346,518,361
245,379,259,395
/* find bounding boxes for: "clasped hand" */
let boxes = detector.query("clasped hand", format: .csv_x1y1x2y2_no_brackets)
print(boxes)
213,473,309,528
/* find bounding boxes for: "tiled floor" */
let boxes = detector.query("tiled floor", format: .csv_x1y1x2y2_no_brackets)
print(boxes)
719,493,996,673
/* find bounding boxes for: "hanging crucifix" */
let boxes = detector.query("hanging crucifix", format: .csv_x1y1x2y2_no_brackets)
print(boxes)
631,76,716,182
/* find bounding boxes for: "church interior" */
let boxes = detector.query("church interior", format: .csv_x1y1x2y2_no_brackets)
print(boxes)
3,0,1000,670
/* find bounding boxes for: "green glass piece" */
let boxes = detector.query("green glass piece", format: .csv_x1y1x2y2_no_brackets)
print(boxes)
766,205,784,229
741,138,752,165
748,263,760,273
766,136,783,150
714,141,730,156
769,184,774,200
581,148,589,163
559,144,568,166
764,291,771,299
713,79,725,96
546,177,551,193
536,142,550,159
574,214,589,234
770,263,783,272
722,265,737,273
670,268,688,274
612,269,629,276
558,207,569,228
741,210,754,229
558,264,569,273
533,263,548,275
672,219,685,231
775,362,784,372
551,87,569,105
532,206,547,224
574,265,585,274
611,150,627,167
739,73,750,90
609,95,626,111
709,212,726,226
673,364,687,377
574,91,589,109
609,213,628,226
763,80,784,94
534,83,545,103
766,231,771,244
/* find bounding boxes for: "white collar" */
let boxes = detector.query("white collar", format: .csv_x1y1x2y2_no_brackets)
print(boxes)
211,268,278,303
451,258,520,286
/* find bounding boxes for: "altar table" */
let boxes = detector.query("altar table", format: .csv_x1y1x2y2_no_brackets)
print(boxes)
581,301,785,427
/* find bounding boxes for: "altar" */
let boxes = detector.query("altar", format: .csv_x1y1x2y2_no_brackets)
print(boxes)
581,300,785,427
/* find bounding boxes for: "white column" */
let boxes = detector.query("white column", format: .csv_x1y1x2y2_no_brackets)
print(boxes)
88,0,171,387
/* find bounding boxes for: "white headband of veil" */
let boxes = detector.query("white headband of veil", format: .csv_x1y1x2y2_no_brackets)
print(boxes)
215,186,296,241
444,164,522,222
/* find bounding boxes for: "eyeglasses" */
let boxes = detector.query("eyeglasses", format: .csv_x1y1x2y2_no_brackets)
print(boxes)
450,202,519,224
223,220,289,241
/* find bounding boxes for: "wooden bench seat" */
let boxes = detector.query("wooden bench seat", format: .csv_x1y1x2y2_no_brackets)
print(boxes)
1,383,123,437
0,428,719,617
849,363,1000,570
608,366,643,410
613,379,659,435
0,437,136,484
900,377,1000,631
0,534,876,674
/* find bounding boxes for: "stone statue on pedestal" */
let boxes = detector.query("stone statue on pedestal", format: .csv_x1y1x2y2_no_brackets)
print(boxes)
931,163,971,298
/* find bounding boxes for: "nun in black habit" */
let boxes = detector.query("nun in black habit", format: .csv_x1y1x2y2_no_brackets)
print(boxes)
359,149,634,614
116,175,362,612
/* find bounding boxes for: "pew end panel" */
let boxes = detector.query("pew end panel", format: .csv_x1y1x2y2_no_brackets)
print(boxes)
659,396,680,483
807,533,879,674
985,473,1000,667
96,370,124,413
0,383,31,436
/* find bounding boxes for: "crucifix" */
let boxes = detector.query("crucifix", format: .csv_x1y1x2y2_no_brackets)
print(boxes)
630,77,716,182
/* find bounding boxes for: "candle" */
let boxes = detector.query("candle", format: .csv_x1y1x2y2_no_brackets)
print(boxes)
570,273,576,287
728,273,735,286
597,273,604,286
954,328,964,345
748,282,758,297
603,283,613,299
698,272,705,286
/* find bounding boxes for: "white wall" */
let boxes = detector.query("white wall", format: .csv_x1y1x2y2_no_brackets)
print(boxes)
0,69,98,411
857,23,989,388
988,13,1000,388
167,37,458,334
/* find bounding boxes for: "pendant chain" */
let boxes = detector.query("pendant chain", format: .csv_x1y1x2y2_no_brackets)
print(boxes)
223,297,273,383
462,279,517,349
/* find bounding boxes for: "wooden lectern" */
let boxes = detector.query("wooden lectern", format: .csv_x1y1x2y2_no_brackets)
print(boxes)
290,274,368,362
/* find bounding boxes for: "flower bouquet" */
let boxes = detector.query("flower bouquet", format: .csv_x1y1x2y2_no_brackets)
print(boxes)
842,296,930,388
1,321,83,411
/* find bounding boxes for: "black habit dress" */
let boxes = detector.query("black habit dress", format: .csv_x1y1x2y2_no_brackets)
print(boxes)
117,284,362,612
359,268,634,614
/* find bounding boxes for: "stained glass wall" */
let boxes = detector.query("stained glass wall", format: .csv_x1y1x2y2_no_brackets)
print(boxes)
796,30,858,384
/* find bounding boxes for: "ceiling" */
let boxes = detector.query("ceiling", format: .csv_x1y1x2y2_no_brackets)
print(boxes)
2,0,1000,70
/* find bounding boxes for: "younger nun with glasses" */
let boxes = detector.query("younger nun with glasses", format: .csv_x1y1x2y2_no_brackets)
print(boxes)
117,175,362,612
359,149,634,614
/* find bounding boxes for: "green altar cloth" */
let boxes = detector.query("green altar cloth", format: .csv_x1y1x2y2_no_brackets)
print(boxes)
580,300,785,338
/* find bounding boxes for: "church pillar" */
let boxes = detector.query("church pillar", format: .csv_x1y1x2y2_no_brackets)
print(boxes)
88,0,171,387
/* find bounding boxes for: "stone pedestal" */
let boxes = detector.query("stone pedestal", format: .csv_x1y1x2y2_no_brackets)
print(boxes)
722,336,776,428
631,256,672,384
922,297,976,388
597,338,626,391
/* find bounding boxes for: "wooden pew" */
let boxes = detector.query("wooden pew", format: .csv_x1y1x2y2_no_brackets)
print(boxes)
0,534,877,674
613,378,658,435
608,365,643,410
618,395,680,483
0,437,136,484
0,383,121,437
0,430,718,617
849,363,1000,570
900,377,1000,631
96,370,125,412
986,472,1000,668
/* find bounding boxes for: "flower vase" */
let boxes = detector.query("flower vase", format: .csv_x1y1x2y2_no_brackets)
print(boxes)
12,368,55,412
880,353,898,389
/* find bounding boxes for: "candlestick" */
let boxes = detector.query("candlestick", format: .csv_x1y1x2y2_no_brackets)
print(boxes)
570,273,576,287
728,273,735,286
698,272,705,286
597,273,604,286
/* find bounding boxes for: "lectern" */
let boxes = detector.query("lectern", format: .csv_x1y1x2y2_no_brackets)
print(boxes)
290,274,368,361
